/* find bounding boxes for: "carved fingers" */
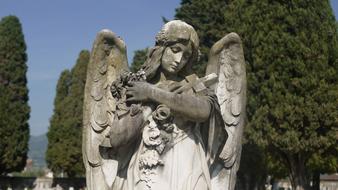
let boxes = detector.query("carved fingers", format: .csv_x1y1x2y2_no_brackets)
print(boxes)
126,81,153,102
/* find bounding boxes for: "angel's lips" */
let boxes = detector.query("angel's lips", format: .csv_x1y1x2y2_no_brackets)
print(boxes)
169,63,178,70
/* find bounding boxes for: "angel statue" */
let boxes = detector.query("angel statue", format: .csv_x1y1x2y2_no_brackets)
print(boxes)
83,20,246,190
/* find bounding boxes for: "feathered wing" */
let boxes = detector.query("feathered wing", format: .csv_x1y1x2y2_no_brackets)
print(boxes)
206,33,247,190
83,30,129,190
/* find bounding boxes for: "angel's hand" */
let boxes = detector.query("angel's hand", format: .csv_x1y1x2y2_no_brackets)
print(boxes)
126,81,154,102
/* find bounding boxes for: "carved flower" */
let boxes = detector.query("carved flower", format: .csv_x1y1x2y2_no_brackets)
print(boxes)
110,69,146,100
130,104,141,116
152,105,174,133
143,117,161,146
152,104,172,123
110,80,124,99
128,69,146,82
139,149,163,169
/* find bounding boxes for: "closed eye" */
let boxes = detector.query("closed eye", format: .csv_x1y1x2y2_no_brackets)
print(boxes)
170,46,182,53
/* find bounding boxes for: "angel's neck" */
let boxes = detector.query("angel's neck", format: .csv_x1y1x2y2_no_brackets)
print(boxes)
159,71,182,82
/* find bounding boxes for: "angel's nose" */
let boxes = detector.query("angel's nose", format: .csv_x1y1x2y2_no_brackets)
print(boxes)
174,52,183,63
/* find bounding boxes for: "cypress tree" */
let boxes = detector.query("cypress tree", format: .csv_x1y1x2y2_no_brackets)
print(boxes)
46,50,89,177
224,1,338,189
0,16,30,174
130,48,148,72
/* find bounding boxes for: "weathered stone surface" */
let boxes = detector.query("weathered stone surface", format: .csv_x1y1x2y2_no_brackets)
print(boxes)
83,20,246,190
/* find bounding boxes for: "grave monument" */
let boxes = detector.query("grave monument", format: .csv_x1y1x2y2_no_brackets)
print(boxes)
83,20,246,190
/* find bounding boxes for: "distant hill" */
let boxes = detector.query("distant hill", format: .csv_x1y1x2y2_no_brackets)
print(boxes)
28,134,47,168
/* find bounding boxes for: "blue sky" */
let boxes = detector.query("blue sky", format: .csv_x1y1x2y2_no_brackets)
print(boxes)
0,1,337,136
0,0,181,135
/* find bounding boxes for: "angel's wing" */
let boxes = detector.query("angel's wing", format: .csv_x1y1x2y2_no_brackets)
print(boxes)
83,29,128,190
206,33,247,190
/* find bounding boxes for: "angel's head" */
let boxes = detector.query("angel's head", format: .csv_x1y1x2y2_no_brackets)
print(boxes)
142,20,199,80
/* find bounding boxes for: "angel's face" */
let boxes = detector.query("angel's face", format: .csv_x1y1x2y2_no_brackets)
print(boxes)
161,41,193,74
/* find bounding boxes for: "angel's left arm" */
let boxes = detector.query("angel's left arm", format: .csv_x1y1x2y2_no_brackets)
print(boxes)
126,82,211,122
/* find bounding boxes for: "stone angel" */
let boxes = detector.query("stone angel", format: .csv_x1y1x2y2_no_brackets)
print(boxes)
82,20,246,190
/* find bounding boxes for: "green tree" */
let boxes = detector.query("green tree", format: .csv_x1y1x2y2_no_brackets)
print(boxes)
223,1,338,189
130,48,148,72
0,16,30,174
175,0,338,189
46,50,89,177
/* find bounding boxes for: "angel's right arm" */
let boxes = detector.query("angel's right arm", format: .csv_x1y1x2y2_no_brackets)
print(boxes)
147,85,211,122
125,81,211,122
